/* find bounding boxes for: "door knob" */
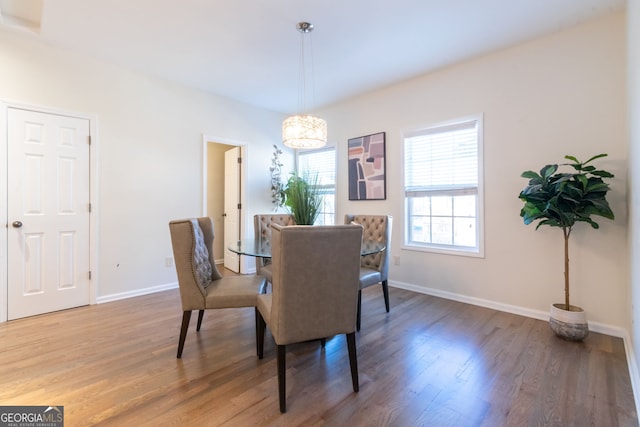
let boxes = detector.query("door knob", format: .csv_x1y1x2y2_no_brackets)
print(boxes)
12,221,22,228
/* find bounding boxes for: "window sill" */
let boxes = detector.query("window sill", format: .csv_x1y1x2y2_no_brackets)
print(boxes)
401,243,485,259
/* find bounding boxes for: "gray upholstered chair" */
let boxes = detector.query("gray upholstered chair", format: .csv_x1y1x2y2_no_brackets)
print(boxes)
169,217,266,358
256,224,363,413
253,214,295,285
344,214,393,331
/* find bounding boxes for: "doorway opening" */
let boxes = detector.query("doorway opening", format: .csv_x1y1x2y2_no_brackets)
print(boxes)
202,135,250,274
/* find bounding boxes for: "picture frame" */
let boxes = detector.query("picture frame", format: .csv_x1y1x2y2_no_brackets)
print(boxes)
348,132,386,200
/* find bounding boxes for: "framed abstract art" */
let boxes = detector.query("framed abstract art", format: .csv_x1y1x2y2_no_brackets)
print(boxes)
348,132,386,200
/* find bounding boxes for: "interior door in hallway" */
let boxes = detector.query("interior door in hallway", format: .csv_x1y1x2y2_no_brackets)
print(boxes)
223,146,241,273
7,108,91,320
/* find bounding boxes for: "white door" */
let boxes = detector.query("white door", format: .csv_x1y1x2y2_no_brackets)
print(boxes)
223,147,241,273
7,108,91,320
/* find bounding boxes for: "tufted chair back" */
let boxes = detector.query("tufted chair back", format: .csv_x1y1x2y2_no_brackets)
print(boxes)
344,214,392,282
170,217,223,311
254,214,296,276
169,217,266,358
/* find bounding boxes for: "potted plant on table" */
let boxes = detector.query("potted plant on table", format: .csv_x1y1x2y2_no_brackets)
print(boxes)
284,172,321,225
518,154,615,341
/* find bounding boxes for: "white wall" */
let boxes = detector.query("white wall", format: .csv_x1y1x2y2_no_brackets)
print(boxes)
326,12,628,328
0,29,285,300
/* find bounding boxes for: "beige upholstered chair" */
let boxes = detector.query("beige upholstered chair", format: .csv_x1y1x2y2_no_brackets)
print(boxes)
344,214,393,331
256,224,363,413
253,214,295,284
169,217,266,358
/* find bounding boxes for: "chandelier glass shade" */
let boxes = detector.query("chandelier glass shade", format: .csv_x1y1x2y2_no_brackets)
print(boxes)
282,22,327,149
282,114,327,149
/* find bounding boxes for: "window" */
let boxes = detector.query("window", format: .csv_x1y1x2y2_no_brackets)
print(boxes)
297,147,336,225
403,115,483,256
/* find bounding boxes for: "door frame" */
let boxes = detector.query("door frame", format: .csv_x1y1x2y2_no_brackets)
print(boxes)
201,134,252,274
0,100,99,322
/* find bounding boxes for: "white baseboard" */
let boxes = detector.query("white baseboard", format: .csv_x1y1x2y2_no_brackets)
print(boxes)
622,329,640,421
389,280,627,337
215,260,257,275
96,282,178,304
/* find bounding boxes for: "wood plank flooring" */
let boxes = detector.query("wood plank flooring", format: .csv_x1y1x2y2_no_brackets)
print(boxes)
0,280,637,426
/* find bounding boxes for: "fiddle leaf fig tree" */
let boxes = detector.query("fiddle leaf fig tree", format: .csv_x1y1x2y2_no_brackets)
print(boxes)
518,154,615,311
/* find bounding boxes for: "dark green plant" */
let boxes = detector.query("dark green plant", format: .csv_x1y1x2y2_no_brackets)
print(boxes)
284,172,321,225
519,154,615,311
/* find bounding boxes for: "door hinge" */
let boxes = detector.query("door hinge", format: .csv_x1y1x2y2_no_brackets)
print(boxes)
88,203,92,213
237,157,242,164
88,135,92,145
237,203,242,210
89,271,92,280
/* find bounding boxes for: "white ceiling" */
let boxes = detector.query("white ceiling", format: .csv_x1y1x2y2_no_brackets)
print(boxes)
0,0,626,114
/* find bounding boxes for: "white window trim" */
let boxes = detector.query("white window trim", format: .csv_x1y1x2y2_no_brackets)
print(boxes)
401,114,485,258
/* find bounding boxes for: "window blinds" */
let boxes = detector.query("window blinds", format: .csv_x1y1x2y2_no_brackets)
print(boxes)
298,147,336,187
404,119,478,196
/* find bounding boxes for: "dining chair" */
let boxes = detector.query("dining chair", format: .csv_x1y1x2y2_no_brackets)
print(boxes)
344,214,393,331
253,214,295,286
256,224,363,413
169,217,266,358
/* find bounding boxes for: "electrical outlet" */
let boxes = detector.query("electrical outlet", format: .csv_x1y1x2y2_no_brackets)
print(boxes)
394,255,400,265
165,256,174,267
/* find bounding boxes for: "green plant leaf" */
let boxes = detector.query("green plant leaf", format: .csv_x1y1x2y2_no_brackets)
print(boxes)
592,170,614,178
575,174,588,189
541,164,557,179
584,181,609,193
521,170,541,180
584,153,608,164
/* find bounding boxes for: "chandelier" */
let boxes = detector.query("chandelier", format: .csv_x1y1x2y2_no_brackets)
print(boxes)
282,22,327,149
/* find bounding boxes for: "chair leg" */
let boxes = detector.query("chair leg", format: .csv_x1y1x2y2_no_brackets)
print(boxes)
277,345,287,413
346,332,359,393
356,289,362,332
256,308,266,359
196,310,205,331
382,280,390,312
177,311,192,359
320,338,326,348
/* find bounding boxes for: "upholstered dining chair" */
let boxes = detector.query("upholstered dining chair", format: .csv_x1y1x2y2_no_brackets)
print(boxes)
169,217,266,358
253,214,295,285
256,224,363,413
344,214,393,331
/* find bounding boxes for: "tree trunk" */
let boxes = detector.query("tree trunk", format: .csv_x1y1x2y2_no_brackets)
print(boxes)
564,228,570,310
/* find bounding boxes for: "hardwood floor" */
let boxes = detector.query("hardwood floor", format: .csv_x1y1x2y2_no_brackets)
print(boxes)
0,280,637,426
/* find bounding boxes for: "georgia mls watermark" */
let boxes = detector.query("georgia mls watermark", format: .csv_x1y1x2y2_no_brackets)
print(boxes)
0,406,63,427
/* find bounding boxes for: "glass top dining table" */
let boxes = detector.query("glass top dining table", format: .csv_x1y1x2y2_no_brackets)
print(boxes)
228,238,385,258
